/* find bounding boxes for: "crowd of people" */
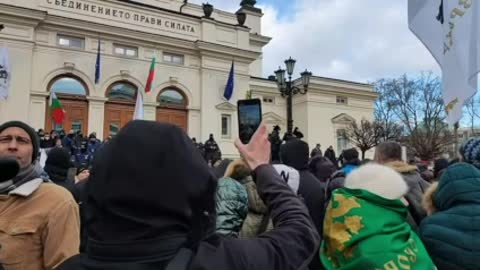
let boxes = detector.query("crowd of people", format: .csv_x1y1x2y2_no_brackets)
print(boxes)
1,119,480,270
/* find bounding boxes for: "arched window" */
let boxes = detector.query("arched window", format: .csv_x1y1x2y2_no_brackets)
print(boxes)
158,89,187,107
107,81,137,102
50,76,87,95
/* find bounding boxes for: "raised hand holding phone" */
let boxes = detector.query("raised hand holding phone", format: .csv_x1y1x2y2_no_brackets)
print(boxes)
234,123,271,171
237,99,262,144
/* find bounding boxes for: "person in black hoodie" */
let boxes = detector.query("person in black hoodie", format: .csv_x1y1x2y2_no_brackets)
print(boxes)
56,120,319,270
44,147,79,201
280,139,326,270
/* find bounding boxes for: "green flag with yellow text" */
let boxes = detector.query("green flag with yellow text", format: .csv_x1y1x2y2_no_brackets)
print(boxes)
321,188,436,270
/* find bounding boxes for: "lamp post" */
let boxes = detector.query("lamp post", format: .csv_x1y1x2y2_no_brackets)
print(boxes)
274,57,312,135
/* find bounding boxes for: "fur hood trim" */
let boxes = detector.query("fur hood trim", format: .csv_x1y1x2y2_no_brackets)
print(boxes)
385,161,418,174
344,163,409,200
422,181,438,215
224,159,250,179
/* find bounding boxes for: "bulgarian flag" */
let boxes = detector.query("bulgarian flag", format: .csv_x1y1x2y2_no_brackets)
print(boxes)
145,54,156,93
50,92,65,124
134,54,156,120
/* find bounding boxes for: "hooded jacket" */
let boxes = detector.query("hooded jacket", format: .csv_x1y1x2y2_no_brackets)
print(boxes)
56,120,319,270
385,161,430,226
281,139,327,270
420,163,480,270
224,159,273,238
280,139,326,234
309,156,336,183
44,147,80,202
215,177,248,238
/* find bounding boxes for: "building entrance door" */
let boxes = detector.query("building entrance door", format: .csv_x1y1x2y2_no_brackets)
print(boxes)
104,103,134,138
156,108,188,132
45,97,88,134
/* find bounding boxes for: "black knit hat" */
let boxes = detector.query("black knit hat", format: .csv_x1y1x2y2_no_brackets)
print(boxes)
45,147,73,170
0,121,40,163
343,148,359,162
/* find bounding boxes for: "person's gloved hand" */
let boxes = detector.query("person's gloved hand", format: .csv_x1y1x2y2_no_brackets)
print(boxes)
234,123,270,171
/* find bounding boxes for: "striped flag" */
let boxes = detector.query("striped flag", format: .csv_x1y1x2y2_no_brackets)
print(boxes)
134,54,156,120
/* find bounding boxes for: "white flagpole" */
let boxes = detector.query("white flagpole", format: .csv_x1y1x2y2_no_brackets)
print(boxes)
133,90,144,120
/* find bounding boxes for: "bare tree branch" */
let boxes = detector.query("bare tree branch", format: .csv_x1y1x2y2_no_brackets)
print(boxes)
373,73,452,160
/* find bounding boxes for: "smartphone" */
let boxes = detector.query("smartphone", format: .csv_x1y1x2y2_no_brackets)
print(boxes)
237,98,262,144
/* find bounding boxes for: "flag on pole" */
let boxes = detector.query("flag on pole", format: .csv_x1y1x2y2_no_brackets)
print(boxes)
133,90,144,120
408,0,480,125
223,61,234,100
145,54,156,93
50,92,65,124
134,53,156,120
0,47,11,100
95,39,101,84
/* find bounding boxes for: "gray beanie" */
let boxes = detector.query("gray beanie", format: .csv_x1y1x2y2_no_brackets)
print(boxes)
0,121,40,163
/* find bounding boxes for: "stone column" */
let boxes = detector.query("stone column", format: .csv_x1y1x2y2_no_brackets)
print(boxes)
29,91,49,130
144,102,157,121
87,96,107,139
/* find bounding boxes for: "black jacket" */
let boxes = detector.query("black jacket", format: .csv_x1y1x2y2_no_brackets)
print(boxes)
324,148,337,167
56,121,319,270
280,139,327,270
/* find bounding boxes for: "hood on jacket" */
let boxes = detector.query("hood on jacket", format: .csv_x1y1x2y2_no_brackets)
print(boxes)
224,159,251,182
431,162,480,212
422,181,438,215
213,159,232,179
308,156,336,182
280,139,309,170
44,147,73,183
344,163,408,200
384,160,418,174
273,164,300,194
87,120,217,247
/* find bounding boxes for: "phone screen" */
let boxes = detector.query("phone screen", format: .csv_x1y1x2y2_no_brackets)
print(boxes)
238,99,262,144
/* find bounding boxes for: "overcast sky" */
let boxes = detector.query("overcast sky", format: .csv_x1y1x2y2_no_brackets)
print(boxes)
190,0,441,83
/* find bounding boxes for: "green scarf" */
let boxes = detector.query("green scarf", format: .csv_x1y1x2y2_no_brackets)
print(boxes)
320,188,436,270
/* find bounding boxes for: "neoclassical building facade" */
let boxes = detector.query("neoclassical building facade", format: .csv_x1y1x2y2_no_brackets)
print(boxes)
0,0,376,158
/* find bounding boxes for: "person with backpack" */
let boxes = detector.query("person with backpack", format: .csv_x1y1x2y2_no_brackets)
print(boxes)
56,121,319,270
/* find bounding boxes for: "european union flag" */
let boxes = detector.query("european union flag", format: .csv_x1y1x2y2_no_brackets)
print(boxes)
223,61,234,100
95,39,101,84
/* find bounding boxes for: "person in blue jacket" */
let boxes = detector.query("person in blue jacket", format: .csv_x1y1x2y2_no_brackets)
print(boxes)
340,148,361,175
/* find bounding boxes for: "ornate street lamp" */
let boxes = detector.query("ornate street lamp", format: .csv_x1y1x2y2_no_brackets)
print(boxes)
274,57,312,135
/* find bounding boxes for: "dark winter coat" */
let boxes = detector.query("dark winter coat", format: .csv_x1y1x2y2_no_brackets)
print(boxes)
325,171,346,201
56,120,319,270
310,147,322,158
309,156,336,183
385,161,430,226
324,148,337,167
280,139,327,270
73,152,92,169
420,163,480,270
44,147,80,202
215,177,248,238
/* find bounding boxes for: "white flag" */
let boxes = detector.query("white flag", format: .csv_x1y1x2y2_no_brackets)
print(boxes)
0,47,11,100
133,90,144,120
408,0,480,125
